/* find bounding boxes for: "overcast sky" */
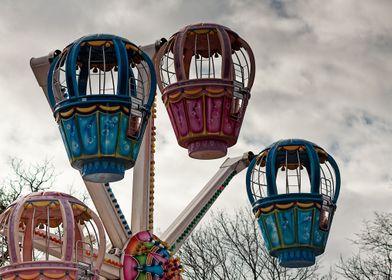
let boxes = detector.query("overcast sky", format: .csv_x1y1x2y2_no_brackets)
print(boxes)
0,0,391,276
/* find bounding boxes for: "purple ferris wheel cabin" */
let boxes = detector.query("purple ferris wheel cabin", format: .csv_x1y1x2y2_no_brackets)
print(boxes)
155,23,256,159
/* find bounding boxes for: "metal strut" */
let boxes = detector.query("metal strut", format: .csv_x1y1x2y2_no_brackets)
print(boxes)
161,152,252,253
83,181,131,249
131,42,162,234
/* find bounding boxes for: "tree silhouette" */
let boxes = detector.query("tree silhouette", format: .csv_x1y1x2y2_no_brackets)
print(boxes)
179,208,321,280
337,212,392,279
0,158,55,266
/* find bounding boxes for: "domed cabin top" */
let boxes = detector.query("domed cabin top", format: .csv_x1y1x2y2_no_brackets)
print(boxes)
47,34,156,116
0,192,106,279
246,139,341,208
156,23,256,94
155,23,256,159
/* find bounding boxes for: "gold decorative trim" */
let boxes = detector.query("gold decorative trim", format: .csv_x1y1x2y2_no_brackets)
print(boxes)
255,202,322,218
164,87,230,104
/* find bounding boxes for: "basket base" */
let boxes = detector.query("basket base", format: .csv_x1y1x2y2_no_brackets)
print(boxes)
277,248,316,268
188,140,227,159
81,159,125,183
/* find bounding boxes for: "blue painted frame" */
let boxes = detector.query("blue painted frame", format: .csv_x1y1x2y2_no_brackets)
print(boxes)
45,34,157,183
246,139,341,268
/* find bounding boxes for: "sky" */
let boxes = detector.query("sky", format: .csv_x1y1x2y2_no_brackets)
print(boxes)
0,0,391,276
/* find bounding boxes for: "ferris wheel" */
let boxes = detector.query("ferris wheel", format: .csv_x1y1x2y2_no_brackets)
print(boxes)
0,23,341,280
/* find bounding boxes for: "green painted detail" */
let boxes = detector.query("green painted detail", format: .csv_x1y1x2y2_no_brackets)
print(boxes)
172,171,237,250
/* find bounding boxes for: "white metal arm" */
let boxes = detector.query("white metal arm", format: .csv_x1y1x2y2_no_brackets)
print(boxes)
161,152,251,253
30,51,60,108
84,181,131,250
131,42,161,234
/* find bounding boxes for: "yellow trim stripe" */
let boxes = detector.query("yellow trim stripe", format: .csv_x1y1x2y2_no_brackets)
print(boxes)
194,29,212,34
86,40,112,47
59,105,130,119
125,43,140,52
59,108,75,118
31,201,51,207
165,87,230,103
297,202,316,208
99,105,121,111
18,272,40,280
256,202,322,217
206,87,225,93
43,272,67,279
184,88,203,94
75,105,97,113
275,202,295,209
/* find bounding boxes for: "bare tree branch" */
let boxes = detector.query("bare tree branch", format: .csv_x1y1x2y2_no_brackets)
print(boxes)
337,212,392,280
179,208,321,279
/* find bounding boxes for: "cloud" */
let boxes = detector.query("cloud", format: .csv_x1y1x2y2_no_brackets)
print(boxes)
0,0,390,274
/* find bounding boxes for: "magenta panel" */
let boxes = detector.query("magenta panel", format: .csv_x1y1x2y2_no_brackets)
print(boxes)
222,97,235,135
186,98,204,133
206,96,223,132
171,101,189,136
167,105,180,139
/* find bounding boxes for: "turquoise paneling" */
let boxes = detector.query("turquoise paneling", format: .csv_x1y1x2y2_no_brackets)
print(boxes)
278,210,295,245
118,114,133,157
297,208,313,245
99,112,120,155
57,108,144,182
62,116,81,157
254,202,334,267
258,218,271,251
312,211,325,247
78,114,98,155
264,214,280,248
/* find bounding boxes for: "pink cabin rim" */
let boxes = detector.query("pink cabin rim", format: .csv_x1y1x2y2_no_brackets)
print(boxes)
160,78,251,102
0,260,78,273
162,78,235,94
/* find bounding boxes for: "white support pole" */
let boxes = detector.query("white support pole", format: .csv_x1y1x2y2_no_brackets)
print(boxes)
84,181,129,249
131,43,159,234
161,152,251,253
131,119,152,233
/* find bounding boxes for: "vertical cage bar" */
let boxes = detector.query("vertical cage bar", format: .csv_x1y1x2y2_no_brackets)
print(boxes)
88,46,92,95
110,68,116,94
98,68,102,95
88,219,99,247
102,46,106,95
285,150,289,194
57,225,63,255
31,207,36,260
207,33,211,78
239,48,250,82
46,206,50,260
194,33,198,79
297,150,302,192
325,162,336,197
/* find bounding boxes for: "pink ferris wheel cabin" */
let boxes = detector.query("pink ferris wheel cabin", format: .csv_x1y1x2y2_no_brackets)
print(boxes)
155,23,256,159
0,192,106,280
